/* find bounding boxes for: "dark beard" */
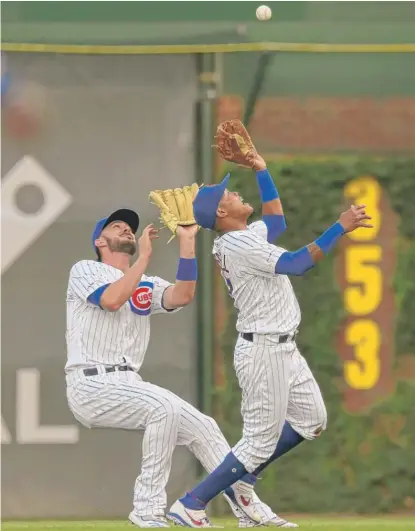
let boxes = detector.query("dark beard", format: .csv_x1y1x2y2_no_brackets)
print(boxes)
106,238,136,256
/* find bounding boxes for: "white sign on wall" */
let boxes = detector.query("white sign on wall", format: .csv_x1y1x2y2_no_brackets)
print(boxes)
1,155,73,273
1,156,79,444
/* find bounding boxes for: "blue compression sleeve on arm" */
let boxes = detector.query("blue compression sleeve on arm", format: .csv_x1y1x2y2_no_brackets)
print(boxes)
263,214,287,243
275,222,345,276
256,169,279,202
176,257,198,281
275,248,314,276
315,221,345,253
257,169,286,242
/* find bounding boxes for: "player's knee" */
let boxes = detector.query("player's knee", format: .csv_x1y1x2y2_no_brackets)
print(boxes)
203,415,221,434
258,443,276,461
193,414,224,443
247,437,276,463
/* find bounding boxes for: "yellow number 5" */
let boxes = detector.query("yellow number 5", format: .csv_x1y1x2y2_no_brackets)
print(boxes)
344,319,381,390
345,245,382,315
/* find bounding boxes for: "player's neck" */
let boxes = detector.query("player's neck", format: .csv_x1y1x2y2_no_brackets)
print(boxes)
102,253,131,273
219,221,248,233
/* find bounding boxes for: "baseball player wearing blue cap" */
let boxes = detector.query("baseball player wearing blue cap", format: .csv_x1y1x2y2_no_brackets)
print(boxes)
65,208,293,528
168,150,372,527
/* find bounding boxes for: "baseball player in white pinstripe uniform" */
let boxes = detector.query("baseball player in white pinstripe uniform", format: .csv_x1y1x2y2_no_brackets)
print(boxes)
65,208,296,528
168,151,373,526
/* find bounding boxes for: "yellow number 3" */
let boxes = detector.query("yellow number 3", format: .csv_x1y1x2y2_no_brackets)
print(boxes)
344,176,380,240
344,319,381,390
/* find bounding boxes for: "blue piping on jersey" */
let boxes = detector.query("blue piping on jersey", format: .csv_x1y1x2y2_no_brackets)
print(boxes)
87,283,110,306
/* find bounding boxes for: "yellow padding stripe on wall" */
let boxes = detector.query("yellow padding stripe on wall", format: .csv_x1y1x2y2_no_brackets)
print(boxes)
1,42,415,55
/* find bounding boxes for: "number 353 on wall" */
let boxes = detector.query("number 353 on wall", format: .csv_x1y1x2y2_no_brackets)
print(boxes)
336,176,398,414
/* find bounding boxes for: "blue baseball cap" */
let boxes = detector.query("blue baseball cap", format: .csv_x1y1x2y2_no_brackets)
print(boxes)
193,173,230,230
92,208,139,252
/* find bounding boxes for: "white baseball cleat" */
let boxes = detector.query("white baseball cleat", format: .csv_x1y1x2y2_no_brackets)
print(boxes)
167,500,213,528
266,517,298,528
222,487,261,524
129,511,170,528
222,490,298,528
222,490,245,519
238,515,299,528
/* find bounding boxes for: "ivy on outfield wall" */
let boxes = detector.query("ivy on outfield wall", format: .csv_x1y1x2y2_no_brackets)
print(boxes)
215,157,415,514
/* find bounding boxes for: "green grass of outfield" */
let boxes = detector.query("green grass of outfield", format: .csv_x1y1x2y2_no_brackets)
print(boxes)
3,517,415,531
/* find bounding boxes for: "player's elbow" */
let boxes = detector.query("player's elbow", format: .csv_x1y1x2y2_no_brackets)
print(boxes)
186,292,195,305
162,284,195,309
292,265,308,276
177,285,196,306
274,254,306,276
99,293,123,312
103,302,122,312
172,288,195,307
275,249,314,276
100,300,121,312
285,262,307,277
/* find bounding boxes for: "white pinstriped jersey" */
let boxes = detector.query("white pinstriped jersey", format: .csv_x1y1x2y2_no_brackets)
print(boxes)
212,220,301,335
65,260,179,372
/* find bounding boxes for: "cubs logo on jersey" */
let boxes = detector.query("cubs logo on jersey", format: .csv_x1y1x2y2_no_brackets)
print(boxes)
129,280,154,316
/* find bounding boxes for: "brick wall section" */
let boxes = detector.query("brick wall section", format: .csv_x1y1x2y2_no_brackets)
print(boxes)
218,95,415,152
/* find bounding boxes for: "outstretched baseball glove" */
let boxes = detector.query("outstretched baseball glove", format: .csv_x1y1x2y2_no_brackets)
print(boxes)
149,184,200,242
214,119,258,168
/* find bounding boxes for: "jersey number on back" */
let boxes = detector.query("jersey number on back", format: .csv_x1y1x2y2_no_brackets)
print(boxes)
215,253,233,296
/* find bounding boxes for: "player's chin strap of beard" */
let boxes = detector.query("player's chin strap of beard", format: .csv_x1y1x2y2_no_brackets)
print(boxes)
107,237,136,256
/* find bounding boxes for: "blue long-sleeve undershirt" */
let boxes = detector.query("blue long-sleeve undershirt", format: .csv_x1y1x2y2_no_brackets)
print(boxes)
256,169,287,243
275,222,345,276
262,215,287,243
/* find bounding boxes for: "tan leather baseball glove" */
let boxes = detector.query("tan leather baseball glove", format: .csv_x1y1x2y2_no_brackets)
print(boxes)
214,119,258,168
149,184,200,243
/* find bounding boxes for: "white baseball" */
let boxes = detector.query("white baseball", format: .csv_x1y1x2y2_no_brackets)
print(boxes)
256,5,272,21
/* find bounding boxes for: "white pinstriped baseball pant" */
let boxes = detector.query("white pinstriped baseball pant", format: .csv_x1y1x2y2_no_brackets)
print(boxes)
232,334,327,473
66,368,276,520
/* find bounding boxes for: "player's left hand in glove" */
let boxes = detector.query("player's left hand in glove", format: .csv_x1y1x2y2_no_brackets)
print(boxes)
149,184,200,243
214,119,265,169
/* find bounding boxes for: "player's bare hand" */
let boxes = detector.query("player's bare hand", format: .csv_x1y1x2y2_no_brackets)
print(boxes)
138,224,159,259
339,204,374,233
252,154,267,171
176,224,199,238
